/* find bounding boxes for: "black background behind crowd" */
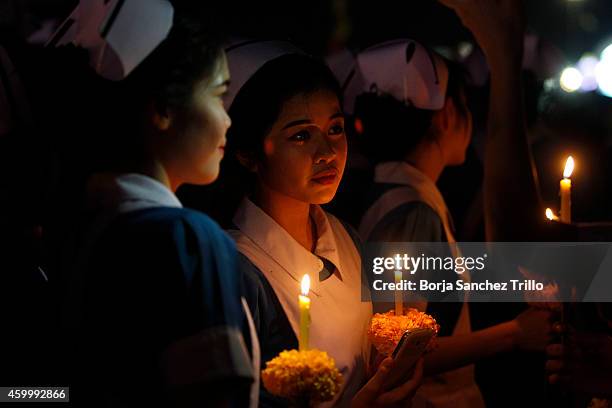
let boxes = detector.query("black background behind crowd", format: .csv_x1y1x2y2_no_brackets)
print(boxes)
1,0,612,406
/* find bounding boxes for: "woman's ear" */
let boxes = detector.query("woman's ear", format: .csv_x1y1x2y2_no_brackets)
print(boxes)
431,100,452,136
236,151,258,172
150,101,172,131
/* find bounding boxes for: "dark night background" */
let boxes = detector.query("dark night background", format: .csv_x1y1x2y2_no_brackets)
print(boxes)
1,1,612,407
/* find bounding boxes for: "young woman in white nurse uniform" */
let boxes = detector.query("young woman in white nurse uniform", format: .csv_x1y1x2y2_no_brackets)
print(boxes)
350,8,554,408
216,40,424,407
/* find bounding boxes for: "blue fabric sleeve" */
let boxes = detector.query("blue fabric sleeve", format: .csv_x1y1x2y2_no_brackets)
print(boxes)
238,253,297,408
76,207,253,406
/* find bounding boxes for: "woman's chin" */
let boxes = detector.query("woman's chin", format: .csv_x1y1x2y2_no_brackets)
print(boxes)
309,188,339,205
193,168,220,186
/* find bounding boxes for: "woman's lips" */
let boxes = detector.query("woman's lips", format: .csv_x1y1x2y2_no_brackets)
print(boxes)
311,169,338,185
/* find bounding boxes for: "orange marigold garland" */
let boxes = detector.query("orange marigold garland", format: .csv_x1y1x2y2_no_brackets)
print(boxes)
368,309,440,356
262,349,343,406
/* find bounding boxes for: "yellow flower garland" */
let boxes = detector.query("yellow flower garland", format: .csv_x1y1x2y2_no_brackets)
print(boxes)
262,349,343,403
368,309,440,356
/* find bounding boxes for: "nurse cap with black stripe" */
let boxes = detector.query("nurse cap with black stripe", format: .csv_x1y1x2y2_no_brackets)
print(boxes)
223,39,303,110
332,39,449,114
47,0,174,81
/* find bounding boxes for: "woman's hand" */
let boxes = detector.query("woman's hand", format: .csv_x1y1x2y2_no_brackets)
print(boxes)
510,307,554,351
437,0,525,62
351,357,424,408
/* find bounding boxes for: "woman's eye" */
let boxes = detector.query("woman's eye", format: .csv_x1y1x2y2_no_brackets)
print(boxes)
329,124,345,136
290,130,311,142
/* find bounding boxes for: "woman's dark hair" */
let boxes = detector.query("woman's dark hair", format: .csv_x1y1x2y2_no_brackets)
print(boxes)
180,53,342,227
353,58,470,164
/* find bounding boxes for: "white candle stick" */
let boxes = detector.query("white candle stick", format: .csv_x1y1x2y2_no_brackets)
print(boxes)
560,156,574,224
298,274,311,350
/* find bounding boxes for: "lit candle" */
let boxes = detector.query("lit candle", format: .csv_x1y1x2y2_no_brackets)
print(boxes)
560,156,574,224
394,270,403,316
299,274,311,351
545,208,559,222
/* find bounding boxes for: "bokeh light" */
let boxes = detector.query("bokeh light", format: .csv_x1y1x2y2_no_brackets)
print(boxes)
560,67,583,92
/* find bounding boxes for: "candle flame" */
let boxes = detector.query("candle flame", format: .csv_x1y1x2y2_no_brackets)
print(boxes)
301,274,310,296
563,156,574,179
546,208,554,220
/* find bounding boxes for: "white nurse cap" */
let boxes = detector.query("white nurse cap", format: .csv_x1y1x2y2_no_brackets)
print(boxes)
47,0,174,81
223,39,303,109
340,39,449,114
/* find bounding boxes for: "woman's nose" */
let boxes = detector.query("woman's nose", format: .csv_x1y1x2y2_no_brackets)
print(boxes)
314,134,337,164
223,109,232,130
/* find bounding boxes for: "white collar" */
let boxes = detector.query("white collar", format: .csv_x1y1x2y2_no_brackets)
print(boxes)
375,161,429,186
87,172,182,214
232,198,344,285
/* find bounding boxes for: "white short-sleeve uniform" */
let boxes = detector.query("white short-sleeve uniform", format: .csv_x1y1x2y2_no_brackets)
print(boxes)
360,162,485,408
231,198,373,407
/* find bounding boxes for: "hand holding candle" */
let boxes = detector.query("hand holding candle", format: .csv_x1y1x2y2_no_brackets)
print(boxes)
299,274,311,351
560,156,574,224
262,275,343,405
